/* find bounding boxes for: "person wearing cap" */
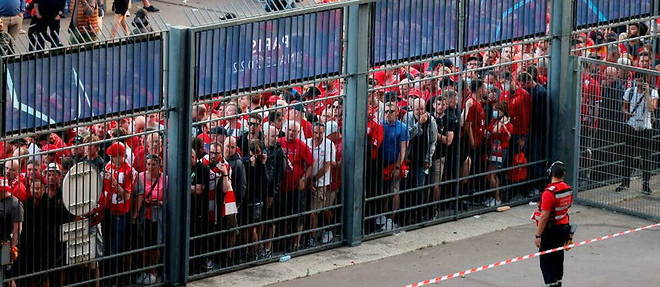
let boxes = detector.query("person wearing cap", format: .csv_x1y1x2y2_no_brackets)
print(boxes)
96,142,134,258
71,135,86,164
532,161,574,287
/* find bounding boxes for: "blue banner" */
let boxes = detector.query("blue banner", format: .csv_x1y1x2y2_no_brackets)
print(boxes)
195,9,343,97
4,39,163,133
575,0,651,27
372,0,458,65
465,0,547,47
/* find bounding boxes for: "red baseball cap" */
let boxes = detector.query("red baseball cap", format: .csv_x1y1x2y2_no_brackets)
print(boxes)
106,142,126,157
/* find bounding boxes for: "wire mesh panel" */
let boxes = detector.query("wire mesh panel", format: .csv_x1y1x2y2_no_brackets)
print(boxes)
575,57,660,220
0,31,167,286
187,7,345,279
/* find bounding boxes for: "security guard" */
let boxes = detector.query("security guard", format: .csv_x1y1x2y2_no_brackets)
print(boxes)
533,161,573,287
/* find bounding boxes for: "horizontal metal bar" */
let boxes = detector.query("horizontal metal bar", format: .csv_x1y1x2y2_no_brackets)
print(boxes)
578,55,660,75
576,198,660,221
369,36,552,73
0,106,171,142
64,264,165,287
193,74,348,106
5,244,164,282
369,55,550,92
193,94,345,127
0,127,166,163
190,203,343,240
572,34,657,53
190,0,377,33
187,241,343,281
364,159,548,202
573,15,660,34
189,223,342,259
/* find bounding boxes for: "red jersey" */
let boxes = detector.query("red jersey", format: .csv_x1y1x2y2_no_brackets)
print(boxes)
487,119,513,160
100,161,134,215
508,88,531,135
132,145,147,173
580,73,602,128
10,177,28,202
278,138,314,193
367,120,384,160
463,98,486,147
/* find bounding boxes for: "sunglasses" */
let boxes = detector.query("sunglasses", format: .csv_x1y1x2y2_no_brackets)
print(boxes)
384,110,396,114
248,122,260,127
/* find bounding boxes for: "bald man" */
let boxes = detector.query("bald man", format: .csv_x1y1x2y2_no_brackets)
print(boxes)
403,98,438,189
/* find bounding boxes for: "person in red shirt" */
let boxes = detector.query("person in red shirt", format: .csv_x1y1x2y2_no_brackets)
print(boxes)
461,79,488,180
533,161,574,287
277,121,313,250
95,142,134,255
485,102,512,207
4,159,27,202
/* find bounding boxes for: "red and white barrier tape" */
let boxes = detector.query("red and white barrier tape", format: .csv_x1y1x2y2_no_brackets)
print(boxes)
403,222,660,287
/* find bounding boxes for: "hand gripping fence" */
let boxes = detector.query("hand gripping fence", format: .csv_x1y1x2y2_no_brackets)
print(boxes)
402,223,660,287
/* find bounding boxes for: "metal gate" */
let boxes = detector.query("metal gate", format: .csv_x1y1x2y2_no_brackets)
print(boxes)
575,56,660,220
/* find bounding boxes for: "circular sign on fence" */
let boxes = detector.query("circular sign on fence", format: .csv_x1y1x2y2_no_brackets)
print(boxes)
62,162,102,216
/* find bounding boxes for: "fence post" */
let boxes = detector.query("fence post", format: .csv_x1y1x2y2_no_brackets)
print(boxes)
549,0,578,186
165,26,192,286
342,3,370,247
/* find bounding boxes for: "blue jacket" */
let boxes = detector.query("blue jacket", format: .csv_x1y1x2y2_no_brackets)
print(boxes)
0,0,25,17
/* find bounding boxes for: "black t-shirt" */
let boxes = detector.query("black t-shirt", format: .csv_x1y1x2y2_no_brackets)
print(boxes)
434,112,458,160
190,162,210,221
0,195,23,242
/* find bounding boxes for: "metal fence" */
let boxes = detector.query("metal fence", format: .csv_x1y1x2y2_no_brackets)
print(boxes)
0,0,658,286
575,57,660,220
0,28,169,287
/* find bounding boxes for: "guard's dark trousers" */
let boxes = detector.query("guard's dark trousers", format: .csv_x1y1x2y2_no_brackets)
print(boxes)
539,224,571,286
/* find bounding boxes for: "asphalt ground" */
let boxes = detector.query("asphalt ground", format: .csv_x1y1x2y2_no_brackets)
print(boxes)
268,207,660,287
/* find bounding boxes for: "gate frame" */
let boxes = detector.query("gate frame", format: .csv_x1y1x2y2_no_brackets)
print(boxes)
573,56,660,222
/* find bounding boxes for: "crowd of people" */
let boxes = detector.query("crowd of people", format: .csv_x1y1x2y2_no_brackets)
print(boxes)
0,7,657,285
0,0,159,53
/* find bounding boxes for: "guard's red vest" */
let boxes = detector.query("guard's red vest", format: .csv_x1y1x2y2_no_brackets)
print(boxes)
532,182,573,225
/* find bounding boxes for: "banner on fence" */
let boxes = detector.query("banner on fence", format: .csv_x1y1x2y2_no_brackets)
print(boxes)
195,9,343,98
575,0,652,27
3,39,163,133
372,0,458,65
465,0,548,47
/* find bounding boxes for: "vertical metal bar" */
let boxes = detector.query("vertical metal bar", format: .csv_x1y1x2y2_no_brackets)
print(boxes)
571,56,582,194
165,26,192,286
453,0,466,220
549,0,577,185
342,3,370,247
0,56,4,136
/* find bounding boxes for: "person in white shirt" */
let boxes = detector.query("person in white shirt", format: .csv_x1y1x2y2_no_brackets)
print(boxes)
305,122,336,247
616,74,658,195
